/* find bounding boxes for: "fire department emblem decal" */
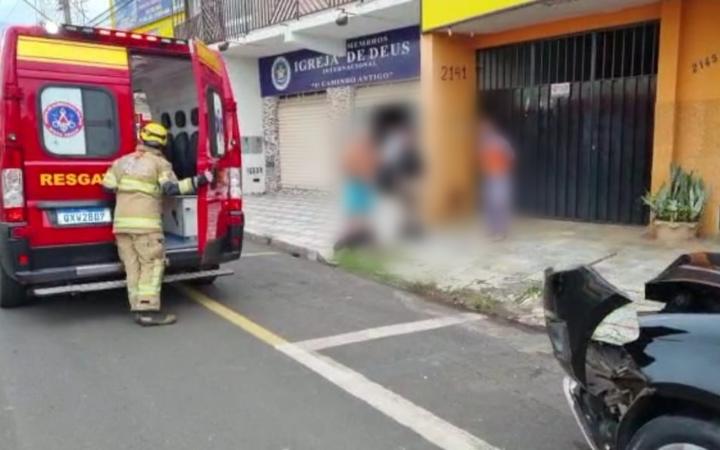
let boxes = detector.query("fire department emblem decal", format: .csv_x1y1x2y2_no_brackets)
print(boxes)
271,56,292,91
43,101,84,138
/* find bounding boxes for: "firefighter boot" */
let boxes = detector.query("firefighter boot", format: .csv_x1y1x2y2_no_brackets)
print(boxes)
134,311,177,327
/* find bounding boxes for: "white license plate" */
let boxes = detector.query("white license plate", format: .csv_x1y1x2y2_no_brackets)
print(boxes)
56,207,112,226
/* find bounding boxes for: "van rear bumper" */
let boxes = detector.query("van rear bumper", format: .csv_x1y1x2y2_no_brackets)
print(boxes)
14,247,240,285
16,261,123,285
0,223,243,286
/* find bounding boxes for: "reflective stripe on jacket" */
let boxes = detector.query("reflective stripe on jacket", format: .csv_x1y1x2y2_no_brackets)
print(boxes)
103,144,196,234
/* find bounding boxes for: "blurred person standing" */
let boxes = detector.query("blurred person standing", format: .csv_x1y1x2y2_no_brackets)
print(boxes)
477,118,515,240
334,129,379,251
376,120,423,238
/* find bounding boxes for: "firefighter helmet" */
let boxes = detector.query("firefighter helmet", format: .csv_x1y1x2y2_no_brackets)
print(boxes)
139,122,168,148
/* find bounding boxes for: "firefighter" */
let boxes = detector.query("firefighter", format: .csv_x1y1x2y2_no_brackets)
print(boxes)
102,122,213,326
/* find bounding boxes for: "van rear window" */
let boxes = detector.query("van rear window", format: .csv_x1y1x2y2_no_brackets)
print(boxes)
40,86,119,158
207,89,226,157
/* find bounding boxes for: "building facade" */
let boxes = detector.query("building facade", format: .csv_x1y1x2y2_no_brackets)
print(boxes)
175,0,420,193
421,0,720,235
110,0,185,37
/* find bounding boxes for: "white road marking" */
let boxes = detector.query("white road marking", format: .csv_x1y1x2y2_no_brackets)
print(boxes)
242,251,281,257
182,285,498,450
276,342,498,450
293,313,485,351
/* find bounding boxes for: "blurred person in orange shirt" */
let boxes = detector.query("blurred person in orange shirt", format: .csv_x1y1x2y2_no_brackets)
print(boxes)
477,118,515,240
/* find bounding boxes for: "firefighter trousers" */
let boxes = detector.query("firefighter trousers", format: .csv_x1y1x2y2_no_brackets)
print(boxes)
115,232,166,311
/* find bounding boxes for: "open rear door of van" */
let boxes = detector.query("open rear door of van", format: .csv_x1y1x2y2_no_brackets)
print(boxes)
190,40,241,262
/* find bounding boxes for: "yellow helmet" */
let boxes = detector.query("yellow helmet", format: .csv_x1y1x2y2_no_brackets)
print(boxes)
139,122,168,148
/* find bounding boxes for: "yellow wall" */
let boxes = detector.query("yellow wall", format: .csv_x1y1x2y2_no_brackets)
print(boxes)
108,0,183,37
656,0,720,234
422,0,536,31
132,12,184,37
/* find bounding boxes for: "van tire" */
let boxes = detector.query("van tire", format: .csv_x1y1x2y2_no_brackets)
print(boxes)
0,267,28,308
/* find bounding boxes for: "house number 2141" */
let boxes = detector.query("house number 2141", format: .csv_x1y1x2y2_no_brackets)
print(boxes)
441,65,468,81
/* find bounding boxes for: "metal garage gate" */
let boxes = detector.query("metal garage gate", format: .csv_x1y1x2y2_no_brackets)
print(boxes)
478,22,659,224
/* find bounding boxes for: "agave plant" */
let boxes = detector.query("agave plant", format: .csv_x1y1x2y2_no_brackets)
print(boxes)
642,165,708,223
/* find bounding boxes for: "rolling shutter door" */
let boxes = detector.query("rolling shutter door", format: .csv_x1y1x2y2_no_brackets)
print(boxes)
278,94,333,190
354,81,419,110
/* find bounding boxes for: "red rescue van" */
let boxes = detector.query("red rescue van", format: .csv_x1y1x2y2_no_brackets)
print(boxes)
0,24,244,307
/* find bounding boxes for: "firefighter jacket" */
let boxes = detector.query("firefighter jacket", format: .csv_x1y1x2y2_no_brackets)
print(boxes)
102,144,199,234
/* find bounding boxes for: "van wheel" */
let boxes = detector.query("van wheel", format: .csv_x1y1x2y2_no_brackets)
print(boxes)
628,415,720,450
0,267,28,308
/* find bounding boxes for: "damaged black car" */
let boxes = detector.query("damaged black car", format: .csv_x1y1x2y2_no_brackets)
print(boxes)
544,253,720,450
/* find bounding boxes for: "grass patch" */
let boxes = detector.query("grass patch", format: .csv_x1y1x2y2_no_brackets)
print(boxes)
335,249,503,316
515,283,543,304
334,249,392,282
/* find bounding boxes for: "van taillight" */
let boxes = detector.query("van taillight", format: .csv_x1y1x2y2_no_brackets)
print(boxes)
17,254,29,266
228,167,242,200
2,169,25,222
5,208,24,222
226,199,242,211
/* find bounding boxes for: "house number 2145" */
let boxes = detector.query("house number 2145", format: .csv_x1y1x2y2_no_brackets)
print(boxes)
441,65,468,81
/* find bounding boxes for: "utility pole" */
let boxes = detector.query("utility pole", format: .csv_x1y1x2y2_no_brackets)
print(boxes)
59,0,72,24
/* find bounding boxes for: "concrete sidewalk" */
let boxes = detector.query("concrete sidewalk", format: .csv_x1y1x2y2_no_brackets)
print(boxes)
244,191,339,261
245,191,720,326
382,220,720,325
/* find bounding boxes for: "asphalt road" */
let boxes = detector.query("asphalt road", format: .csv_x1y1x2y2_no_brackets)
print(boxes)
0,241,587,450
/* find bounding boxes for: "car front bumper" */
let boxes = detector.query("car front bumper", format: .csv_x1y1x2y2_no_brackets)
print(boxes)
563,377,602,450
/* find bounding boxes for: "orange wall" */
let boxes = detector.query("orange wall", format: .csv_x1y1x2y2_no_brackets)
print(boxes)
421,3,663,222
663,0,720,234
423,0,720,232
420,33,477,220
472,3,661,49
650,0,682,196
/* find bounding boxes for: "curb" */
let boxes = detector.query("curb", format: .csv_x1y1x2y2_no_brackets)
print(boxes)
244,229,547,330
245,230,333,264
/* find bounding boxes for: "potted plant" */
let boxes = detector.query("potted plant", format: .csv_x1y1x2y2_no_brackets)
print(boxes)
642,165,708,241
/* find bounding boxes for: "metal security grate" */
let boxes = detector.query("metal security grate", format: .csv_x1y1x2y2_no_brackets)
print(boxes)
479,22,659,90
477,22,660,225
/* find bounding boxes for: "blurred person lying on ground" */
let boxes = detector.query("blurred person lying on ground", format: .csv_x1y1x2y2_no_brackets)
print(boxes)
477,118,515,241
334,128,379,251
